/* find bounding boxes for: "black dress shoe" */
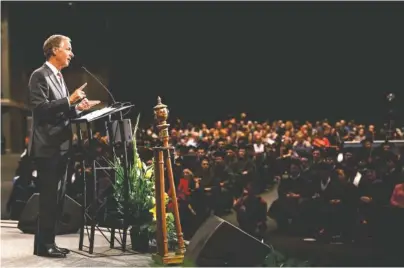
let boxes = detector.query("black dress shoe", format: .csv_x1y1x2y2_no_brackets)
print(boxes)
54,245,70,254
34,244,66,258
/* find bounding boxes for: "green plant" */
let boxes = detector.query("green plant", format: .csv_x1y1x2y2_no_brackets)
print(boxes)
147,211,177,249
106,113,177,247
107,114,155,227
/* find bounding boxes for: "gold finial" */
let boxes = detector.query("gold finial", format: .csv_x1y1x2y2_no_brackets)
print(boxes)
153,96,169,126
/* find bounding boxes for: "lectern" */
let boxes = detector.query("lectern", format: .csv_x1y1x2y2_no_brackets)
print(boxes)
70,103,134,255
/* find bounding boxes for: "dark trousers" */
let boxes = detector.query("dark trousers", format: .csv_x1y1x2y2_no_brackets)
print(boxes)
34,154,68,246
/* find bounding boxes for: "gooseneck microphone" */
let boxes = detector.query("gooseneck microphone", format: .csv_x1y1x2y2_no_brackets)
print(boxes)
81,66,118,105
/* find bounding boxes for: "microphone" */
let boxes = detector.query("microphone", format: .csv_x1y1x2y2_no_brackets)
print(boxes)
81,66,117,105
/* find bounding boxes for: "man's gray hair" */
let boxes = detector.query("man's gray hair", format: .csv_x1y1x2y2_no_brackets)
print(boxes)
43,34,71,60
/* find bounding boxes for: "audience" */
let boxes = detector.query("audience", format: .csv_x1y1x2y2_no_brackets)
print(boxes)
8,114,404,248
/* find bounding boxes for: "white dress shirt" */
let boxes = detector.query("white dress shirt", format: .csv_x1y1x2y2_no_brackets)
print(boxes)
45,61,82,114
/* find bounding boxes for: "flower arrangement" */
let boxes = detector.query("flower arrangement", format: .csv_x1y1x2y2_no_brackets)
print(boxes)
107,114,176,251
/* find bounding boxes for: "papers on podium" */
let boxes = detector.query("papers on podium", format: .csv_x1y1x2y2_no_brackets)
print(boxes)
72,104,134,123
78,106,116,122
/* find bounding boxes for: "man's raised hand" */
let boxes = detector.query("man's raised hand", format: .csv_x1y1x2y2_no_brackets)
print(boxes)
69,82,87,104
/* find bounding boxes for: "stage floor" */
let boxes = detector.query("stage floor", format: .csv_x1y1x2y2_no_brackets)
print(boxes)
0,220,154,267
3,154,403,267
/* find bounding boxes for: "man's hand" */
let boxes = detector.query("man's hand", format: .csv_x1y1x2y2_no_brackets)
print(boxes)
77,98,100,111
69,83,87,104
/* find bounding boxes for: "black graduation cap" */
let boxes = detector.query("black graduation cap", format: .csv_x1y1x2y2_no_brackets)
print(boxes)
237,137,249,146
361,137,374,144
290,157,302,167
197,142,209,151
209,144,218,151
238,143,247,150
183,154,198,164
175,144,189,154
245,144,254,151
187,145,197,152
343,147,355,155
216,137,226,143
213,150,226,158
298,150,312,160
174,157,184,166
200,156,210,163
225,144,238,151
363,161,377,171
315,161,333,171
325,147,338,159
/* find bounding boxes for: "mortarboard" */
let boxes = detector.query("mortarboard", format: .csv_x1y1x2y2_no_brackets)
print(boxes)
213,150,226,158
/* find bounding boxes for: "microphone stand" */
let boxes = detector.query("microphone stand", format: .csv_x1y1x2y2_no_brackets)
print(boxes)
385,93,395,143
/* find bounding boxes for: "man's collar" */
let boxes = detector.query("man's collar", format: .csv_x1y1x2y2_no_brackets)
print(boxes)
45,61,59,76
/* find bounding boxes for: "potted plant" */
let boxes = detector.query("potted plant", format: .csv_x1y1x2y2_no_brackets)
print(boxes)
107,114,177,252
106,114,154,251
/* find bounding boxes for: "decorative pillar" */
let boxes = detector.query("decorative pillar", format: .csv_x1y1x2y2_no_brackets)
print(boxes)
152,96,185,265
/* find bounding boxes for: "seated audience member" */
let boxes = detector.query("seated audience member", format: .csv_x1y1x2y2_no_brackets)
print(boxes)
312,130,330,149
268,158,309,234
234,181,268,240
303,162,352,242
211,150,235,216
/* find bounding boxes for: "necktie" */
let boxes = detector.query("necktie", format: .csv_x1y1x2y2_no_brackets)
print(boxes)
57,72,63,86
57,72,67,96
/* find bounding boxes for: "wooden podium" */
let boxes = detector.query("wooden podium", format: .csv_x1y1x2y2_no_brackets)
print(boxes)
151,97,185,265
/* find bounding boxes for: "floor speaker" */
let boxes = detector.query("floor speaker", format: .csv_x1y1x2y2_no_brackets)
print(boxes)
184,216,271,266
17,193,81,235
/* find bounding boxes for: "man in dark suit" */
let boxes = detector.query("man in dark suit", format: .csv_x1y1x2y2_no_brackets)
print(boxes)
28,34,99,258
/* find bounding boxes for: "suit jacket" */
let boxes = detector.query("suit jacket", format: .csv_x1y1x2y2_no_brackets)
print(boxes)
28,63,78,158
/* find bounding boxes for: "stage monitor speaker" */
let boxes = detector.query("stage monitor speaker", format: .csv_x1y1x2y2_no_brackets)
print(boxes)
184,216,271,267
108,119,132,143
17,193,81,235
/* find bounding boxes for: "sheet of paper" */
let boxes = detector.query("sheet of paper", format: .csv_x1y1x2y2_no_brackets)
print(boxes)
79,106,115,121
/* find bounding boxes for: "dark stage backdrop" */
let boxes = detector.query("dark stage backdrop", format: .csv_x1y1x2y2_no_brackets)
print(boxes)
4,1,403,126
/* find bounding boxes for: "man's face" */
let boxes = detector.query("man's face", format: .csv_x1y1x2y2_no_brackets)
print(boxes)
238,149,246,158
201,160,210,170
364,169,376,181
312,150,321,160
214,156,225,166
364,141,372,149
325,157,334,165
226,149,235,158
217,141,225,148
54,39,74,68
290,164,300,176
197,149,205,158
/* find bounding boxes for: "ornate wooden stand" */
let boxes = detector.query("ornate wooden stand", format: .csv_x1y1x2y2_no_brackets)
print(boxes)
152,97,185,265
